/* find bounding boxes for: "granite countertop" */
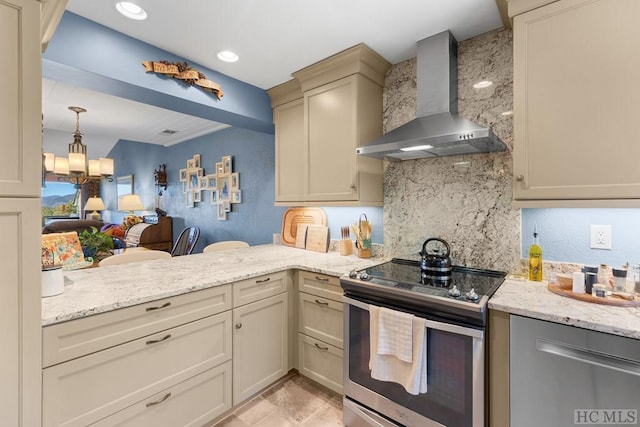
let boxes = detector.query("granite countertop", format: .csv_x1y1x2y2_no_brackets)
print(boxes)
42,244,387,327
489,278,640,339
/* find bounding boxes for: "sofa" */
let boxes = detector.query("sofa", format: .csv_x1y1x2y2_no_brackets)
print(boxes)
42,219,105,235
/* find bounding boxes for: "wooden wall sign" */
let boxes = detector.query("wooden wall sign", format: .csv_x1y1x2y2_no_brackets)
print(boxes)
142,60,224,100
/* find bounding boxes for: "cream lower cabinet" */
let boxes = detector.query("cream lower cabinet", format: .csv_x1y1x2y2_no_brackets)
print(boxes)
232,272,289,405
297,271,344,394
42,285,233,427
512,0,640,205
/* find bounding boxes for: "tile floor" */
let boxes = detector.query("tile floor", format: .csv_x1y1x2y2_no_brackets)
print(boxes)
213,374,344,426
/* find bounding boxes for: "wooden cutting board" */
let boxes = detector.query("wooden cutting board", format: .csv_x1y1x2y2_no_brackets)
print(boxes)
281,208,327,247
305,225,329,253
294,224,309,249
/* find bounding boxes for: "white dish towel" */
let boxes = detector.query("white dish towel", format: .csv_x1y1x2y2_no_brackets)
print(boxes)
369,305,428,395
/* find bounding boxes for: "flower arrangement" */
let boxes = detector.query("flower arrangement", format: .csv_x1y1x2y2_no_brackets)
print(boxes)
122,215,143,231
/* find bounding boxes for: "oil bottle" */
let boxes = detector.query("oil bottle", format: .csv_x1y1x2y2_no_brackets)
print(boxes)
528,226,543,281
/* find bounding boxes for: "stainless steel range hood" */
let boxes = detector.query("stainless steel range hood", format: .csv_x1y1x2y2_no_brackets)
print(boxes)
356,31,506,160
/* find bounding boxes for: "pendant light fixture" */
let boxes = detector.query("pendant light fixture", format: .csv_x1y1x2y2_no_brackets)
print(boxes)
43,106,114,189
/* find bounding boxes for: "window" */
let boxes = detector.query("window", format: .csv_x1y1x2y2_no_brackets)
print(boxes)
42,182,79,221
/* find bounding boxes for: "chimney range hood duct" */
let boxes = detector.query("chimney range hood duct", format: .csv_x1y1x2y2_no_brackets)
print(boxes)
356,31,506,160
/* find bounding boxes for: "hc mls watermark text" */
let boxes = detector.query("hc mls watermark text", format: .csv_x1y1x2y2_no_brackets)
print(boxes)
575,409,638,425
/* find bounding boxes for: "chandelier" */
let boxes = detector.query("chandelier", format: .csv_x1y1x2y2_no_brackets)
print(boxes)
43,106,114,188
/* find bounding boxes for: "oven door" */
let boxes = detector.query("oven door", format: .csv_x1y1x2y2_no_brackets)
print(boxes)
343,296,485,427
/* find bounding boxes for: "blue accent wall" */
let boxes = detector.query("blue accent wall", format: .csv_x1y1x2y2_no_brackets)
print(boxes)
43,12,274,134
522,208,640,267
43,10,386,253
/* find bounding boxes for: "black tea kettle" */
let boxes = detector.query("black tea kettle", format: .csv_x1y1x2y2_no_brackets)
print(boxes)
420,238,453,284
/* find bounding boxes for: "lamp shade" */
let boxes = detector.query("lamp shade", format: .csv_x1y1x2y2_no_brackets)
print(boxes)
84,197,106,211
118,194,144,212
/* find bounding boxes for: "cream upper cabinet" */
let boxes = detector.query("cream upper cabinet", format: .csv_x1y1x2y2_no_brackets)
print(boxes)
268,44,390,206
512,0,640,206
0,0,41,198
0,1,42,427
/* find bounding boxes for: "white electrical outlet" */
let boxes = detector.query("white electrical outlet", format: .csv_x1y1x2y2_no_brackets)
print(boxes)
590,225,612,250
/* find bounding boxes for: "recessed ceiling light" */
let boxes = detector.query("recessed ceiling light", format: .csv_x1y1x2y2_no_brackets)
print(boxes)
473,80,493,89
501,110,513,116
217,50,239,63
115,1,147,20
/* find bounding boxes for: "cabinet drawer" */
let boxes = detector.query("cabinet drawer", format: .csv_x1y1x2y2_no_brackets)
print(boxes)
298,271,342,302
298,292,343,349
43,311,232,427
233,271,287,307
298,333,343,394
43,284,232,367
90,360,232,427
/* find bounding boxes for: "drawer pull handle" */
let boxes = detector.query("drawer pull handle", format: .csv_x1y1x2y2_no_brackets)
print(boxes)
315,299,329,306
146,334,171,345
256,277,271,284
314,343,329,351
235,323,243,329
146,392,171,407
314,276,329,282
146,302,171,312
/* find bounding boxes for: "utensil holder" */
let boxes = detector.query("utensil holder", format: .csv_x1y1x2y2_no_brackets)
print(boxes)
339,239,353,256
357,239,372,259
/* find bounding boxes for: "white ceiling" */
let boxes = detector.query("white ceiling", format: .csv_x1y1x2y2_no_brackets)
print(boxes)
44,0,504,158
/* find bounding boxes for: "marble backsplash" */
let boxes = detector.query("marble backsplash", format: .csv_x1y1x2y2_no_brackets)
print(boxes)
382,28,521,273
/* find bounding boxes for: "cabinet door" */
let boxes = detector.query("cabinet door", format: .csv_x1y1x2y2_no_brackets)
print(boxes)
274,98,305,202
513,0,640,202
297,333,343,394
233,293,288,404
298,292,343,349
0,0,41,197
90,361,232,427
305,76,358,201
43,311,232,427
0,199,41,427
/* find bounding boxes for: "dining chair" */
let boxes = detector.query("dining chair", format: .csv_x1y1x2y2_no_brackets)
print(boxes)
170,226,201,256
202,240,249,253
98,250,171,266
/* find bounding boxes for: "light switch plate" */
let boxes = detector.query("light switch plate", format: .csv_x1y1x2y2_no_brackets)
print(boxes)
590,225,612,250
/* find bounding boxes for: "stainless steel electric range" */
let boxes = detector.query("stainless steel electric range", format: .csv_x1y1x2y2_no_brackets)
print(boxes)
341,257,506,427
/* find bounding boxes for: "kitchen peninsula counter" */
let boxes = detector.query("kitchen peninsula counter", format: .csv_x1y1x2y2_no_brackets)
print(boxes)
42,244,386,326
489,278,640,339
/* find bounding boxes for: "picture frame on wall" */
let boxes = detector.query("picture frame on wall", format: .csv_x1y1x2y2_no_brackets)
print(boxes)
187,159,195,170
186,191,194,207
187,171,199,190
210,190,218,204
196,167,204,177
223,200,231,212
217,202,227,220
179,169,187,182
193,190,202,203
198,176,208,190
222,155,232,174
218,175,230,200
206,174,217,190
231,190,242,204
193,154,201,168
116,175,133,199
230,172,239,191
216,162,223,174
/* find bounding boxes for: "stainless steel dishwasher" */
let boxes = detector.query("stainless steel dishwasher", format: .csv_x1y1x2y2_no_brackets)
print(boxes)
510,315,640,427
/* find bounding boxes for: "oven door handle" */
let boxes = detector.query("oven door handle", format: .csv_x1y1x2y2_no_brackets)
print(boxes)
343,296,484,340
